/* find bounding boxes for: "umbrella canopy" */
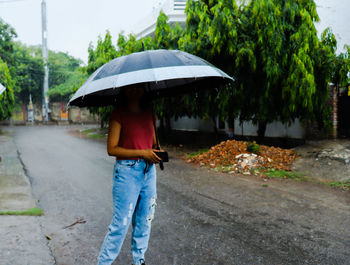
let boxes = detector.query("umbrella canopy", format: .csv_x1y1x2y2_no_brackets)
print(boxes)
0,83,5,95
69,49,233,107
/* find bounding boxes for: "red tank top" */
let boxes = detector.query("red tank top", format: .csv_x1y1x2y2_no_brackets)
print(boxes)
114,108,154,160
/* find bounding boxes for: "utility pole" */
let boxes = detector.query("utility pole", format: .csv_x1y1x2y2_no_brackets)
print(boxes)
41,0,49,122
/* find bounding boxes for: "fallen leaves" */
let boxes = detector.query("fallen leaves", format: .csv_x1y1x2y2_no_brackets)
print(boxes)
187,140,296,175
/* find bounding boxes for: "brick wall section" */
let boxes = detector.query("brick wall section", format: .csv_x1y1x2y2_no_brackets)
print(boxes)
68,106,99,123
331,84,338,139
305,84,337,139
8,102,99,124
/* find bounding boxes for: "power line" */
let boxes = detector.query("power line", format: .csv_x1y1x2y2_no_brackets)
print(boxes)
0,0,33,3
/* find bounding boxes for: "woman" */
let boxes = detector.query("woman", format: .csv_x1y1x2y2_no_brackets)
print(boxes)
97,85,161,265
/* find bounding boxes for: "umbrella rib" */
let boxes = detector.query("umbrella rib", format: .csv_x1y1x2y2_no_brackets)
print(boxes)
79,65,104,103
147,51,158,91
111,55,129,89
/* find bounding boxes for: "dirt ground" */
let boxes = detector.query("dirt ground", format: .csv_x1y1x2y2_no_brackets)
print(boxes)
164,139,350,185
292,139,350,182
68,127,350,183
15,126,350,264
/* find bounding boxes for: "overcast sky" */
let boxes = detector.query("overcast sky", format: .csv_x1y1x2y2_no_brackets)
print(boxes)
0,0,349,64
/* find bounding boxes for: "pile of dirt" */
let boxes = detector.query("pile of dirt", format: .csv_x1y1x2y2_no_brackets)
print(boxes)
187,140,296,174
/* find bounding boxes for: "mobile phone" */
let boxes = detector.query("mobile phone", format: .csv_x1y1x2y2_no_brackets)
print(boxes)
154,150,169,162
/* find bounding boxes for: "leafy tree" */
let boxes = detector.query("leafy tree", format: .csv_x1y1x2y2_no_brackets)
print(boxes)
331,46,350,89
86,31,120,127
48,51,82,87
0,19,43,106
8,43,83,106
87,30,117,75
0,58,14,121
180,0,238,71
311,28,337,132
0,18,17,65
153,11,172,49
182,0,331,141
85,15,185,128
10,43,44,105
83,0,341,139
235,0,323,141
46,69,88,102
303,28,350,135
179,0,237,133
47,50,85,102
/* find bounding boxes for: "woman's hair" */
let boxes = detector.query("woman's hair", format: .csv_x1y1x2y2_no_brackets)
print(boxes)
115,84,151,110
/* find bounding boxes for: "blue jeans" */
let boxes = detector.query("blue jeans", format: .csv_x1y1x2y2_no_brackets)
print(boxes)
97,159,157,265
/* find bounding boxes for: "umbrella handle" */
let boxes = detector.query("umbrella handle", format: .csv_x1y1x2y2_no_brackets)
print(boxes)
152,107,165,171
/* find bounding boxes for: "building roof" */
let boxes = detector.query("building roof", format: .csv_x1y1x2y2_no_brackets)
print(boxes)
132,0,187,39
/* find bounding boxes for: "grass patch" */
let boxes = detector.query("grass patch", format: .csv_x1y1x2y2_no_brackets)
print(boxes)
87,133,106,139
327,180,350,191
81,128,96,134
186,149,209,159
262,169,307,181
247,141,260,154
0,207,44,216
81,128,107,139
0,128,7,135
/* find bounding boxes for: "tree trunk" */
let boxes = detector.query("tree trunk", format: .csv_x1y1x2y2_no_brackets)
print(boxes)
211,117,219,142
228,117,235,138
159,117,165,140
257,121,267,144
165,115,171,134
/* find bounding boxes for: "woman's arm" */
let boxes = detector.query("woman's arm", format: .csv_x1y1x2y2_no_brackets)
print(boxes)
107,110,161,163
152,126,158,149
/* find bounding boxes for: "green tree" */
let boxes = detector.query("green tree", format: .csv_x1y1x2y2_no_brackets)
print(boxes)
87,30,117,75
46,69,88,102
235,0,323,141
153,11,172,49
0,58,15,121
179,0,237,133
311,28,337,132
331,46,350,89
47,50,85,102
180,0,238,71
0,18,17,65
183,0,330,141
0,19,44,107
10,43,44,105
86,31,120,127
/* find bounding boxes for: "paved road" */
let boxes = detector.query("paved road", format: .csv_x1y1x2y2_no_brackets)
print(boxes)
13,126,350,265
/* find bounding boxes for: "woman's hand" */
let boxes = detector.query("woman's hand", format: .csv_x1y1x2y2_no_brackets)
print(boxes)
141,149,162,164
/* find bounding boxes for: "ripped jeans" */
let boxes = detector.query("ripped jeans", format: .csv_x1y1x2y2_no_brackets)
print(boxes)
97,159,157,265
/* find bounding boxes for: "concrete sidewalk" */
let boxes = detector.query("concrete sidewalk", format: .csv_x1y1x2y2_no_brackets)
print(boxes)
292,139,350,182
0,134,55,265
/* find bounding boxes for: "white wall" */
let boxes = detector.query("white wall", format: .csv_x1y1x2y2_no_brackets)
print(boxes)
170,116,306,139
170,116,214,132
234,119,305,139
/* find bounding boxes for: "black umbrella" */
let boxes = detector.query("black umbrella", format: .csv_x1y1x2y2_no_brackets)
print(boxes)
69,49,234,170
69,49,233,107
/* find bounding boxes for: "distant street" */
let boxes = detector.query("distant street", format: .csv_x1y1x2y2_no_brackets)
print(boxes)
13,125,350,265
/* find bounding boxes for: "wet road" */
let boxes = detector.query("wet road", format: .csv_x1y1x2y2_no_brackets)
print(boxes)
13,126,350,265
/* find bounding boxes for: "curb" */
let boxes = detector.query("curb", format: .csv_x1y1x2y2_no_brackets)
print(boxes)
0,134,55,265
